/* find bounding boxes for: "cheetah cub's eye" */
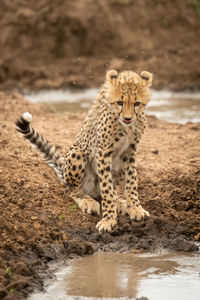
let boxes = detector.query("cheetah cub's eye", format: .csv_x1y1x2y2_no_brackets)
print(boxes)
134,101,140,107
117,101,123,106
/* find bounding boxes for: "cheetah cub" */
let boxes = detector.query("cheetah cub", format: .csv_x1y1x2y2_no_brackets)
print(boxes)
16,70,152,233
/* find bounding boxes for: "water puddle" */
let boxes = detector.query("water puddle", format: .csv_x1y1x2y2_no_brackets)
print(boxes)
24,88,200,124
30,252,200,300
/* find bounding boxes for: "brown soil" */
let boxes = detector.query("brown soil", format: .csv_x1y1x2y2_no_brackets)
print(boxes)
0,0,200,91
0,92,200,299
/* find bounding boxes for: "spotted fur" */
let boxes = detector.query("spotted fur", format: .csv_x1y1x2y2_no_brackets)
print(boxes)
16,70,153,233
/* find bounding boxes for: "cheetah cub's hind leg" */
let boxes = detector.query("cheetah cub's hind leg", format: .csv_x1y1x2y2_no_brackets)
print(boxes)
69,188,100,216
65,149,100,215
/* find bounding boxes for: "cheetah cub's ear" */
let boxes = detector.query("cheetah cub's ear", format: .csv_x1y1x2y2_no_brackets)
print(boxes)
106,70,118,85
140,71,153,87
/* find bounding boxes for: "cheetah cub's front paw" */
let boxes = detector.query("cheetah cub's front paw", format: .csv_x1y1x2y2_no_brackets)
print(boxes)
96,218,117,233
78,198,100,215
128,205,150,221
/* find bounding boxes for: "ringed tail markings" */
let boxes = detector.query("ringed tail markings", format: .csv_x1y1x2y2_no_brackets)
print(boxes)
15,112,65,183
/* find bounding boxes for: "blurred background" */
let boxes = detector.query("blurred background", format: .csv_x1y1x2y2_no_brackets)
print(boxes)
0,0,199,91
0,0,200,123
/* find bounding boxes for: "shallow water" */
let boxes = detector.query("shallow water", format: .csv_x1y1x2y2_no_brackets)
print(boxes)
24,88,200,124
30,252,200,300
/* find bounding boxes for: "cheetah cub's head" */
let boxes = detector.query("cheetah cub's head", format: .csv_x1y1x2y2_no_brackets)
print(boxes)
106,70,153,125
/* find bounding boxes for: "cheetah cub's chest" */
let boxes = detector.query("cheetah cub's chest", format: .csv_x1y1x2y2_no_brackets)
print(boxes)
83,131,132,198
112,132,130,175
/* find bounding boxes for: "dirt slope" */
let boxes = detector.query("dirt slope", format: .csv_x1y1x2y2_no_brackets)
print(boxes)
0,92,199,299
0,0,200,90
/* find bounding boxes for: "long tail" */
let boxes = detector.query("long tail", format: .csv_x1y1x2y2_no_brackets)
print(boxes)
15,112,65,183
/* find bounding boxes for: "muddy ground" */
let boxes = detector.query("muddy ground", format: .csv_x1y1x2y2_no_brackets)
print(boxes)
0,0,200,91
0,0,200,299
0,91,199,299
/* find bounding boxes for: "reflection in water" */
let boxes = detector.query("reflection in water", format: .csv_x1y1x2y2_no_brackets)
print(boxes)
63,253,178,298
30,252,200,300
24,89,200,124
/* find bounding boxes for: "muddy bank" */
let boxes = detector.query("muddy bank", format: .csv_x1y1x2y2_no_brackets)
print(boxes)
0,0,200,91
0,91,200,299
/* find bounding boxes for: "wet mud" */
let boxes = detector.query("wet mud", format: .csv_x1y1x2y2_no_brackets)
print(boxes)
0,92,200,299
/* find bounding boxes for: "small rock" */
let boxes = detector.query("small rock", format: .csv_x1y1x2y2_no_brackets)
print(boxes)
34,245,56,260
172,238,199,252
194,232,200,241
152,149,159,154
122,223,132,232
101,233,114,243
13,262,32,276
